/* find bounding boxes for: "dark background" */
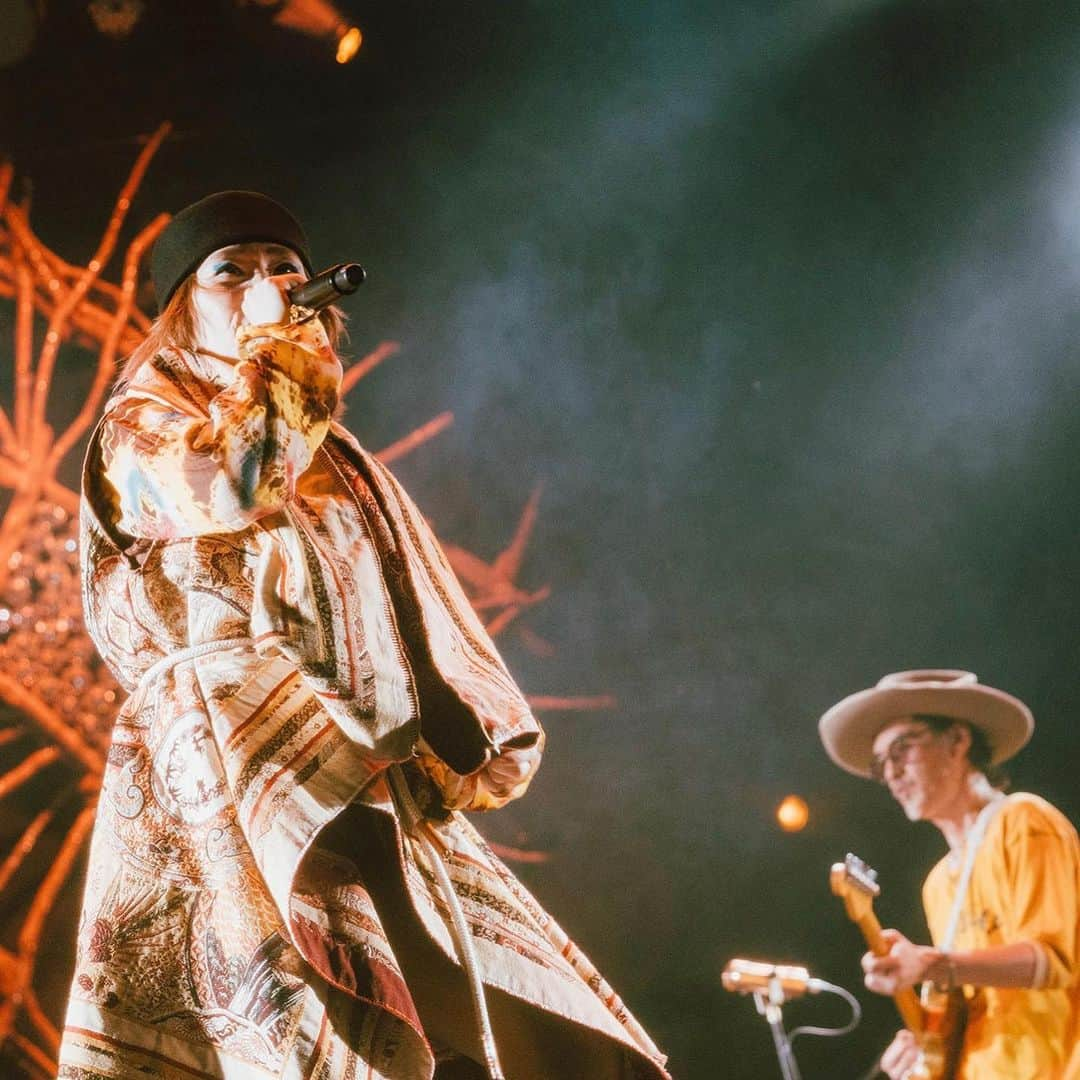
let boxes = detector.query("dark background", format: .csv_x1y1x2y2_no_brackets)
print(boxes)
2,1,1080,1076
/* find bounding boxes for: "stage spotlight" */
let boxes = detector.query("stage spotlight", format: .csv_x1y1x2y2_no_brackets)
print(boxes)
243,0,362,63
776,794,809,833
87,0,144,39
336,24,361,64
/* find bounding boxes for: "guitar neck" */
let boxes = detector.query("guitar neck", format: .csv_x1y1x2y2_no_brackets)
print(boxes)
854,910,925,1034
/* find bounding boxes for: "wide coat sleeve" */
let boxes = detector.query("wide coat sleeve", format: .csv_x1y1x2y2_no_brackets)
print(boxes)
101,316,342,539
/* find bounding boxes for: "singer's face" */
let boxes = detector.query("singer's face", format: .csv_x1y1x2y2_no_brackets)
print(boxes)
190,243,306,356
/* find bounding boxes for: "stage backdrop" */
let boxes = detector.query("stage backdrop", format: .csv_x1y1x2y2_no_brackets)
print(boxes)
2,2,1080,1076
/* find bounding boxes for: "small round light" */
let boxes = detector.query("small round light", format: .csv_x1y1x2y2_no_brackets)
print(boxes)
776,794,809,833
336,26,362,64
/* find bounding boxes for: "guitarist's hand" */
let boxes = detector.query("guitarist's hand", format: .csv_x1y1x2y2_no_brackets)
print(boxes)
879,1029,922,1079
862,928,946,994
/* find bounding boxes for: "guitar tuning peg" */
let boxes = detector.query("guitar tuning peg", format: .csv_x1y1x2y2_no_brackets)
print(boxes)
846,852,880,885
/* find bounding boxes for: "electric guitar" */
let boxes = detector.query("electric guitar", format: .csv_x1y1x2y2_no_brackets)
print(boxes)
830,853,965,1080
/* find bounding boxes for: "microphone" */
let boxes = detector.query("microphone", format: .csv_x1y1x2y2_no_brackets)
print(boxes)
722,959,826,1000
289,262,366,311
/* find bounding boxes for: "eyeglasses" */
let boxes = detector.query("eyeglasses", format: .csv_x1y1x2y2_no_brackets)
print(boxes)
869,728,936,785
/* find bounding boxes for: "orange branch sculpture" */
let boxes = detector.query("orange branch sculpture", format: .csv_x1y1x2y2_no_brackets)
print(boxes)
0,126,608,1077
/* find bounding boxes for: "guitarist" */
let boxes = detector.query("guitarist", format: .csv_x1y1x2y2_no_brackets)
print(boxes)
818,670,1080,1079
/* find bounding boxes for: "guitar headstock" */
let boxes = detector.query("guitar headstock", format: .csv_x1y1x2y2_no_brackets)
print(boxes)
830,852,880,923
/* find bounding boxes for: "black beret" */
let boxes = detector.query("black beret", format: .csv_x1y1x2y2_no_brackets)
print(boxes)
150,190,313,311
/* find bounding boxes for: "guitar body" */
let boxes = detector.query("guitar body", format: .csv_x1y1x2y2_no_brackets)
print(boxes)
830,855,968,1080
914,984,966,1080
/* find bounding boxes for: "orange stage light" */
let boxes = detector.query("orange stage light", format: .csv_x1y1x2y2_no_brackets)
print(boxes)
268,0,362,63
87,0,145,39
336,26,362,64
776,794,809,833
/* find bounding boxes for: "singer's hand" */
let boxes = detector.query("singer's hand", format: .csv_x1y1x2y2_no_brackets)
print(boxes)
424,739,542,811
242,274,304,326
862,929,941,994
879,1029,922,1080
478,742,542,800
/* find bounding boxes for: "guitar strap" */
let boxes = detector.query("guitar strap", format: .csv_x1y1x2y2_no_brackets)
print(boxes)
941,793,1006,951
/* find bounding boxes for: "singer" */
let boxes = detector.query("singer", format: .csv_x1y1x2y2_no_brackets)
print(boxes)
58,191,669,1080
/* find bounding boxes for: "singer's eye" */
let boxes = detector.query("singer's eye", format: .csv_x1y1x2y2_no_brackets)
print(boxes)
211,261,243,278
273,261,300,275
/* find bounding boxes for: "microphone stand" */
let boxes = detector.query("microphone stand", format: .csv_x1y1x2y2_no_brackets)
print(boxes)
723,958,861,1078
752,977,803,1080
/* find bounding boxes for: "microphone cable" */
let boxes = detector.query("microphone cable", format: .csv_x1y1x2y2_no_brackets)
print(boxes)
786,978,862,1043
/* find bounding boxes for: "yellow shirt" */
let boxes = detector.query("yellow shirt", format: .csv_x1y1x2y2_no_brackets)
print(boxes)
923,793,1080,1080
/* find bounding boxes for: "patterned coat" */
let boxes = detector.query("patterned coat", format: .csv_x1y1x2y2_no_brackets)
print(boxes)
59,316,669,1080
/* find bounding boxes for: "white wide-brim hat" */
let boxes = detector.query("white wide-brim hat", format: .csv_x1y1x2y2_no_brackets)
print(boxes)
819,669,1033,778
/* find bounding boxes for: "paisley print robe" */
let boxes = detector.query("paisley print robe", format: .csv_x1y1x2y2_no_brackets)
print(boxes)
58,315,668,1079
